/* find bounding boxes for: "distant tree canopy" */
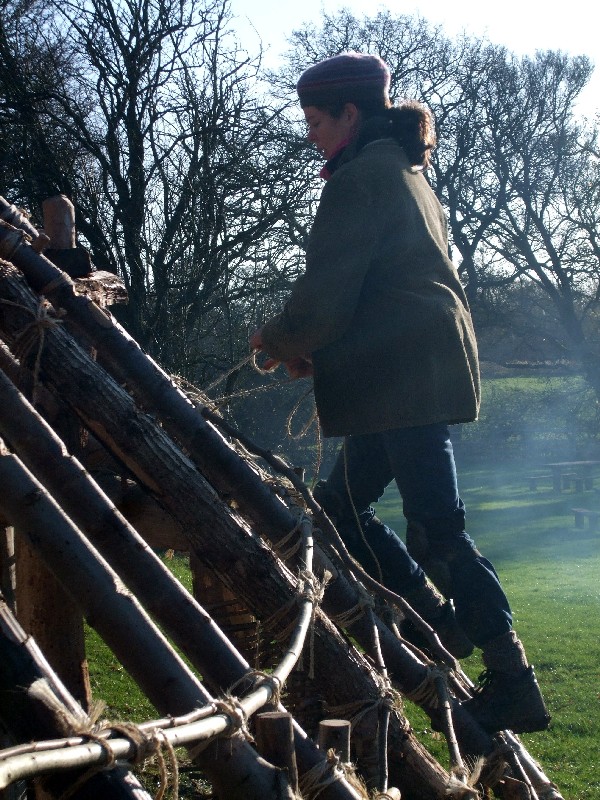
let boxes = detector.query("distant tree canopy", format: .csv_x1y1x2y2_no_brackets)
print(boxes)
1,3,599,410
0,0,312,373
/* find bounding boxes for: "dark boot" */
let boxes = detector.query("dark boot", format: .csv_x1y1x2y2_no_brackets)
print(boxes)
402,584,474,660
463,631,551,733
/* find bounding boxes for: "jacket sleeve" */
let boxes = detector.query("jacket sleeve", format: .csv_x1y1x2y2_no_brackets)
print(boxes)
260,166,380,362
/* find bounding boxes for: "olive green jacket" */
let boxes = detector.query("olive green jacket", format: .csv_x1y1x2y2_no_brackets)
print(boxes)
261,138,480,437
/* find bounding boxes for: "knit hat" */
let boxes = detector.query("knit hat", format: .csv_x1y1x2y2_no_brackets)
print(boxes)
296,52,391,109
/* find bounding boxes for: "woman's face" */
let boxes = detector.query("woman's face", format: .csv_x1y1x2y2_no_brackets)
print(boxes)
303,104,359,160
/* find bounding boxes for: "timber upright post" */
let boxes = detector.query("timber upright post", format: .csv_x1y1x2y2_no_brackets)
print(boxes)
0,516,16,612
255,712,300,795
42,195,76,249
12,194,92,711
318,720,351,763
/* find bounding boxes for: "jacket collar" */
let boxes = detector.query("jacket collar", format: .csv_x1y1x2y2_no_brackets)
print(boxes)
319,116,394,180
319,137,353,180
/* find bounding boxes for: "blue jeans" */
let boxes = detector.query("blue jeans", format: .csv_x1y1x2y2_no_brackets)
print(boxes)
314,424,512,647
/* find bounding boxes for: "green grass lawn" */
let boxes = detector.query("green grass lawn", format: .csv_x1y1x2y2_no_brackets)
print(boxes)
85,551,207,797
85,461,599,799
376,462,600,800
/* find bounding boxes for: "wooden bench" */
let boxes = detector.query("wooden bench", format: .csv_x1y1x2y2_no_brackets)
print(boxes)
526,475,547,491
562,472,583,491
571,508,600,530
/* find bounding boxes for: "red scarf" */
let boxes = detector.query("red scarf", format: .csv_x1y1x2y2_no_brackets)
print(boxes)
319,138,351,181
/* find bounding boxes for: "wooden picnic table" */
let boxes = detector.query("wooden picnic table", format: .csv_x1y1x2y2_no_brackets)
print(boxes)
544,460,600,492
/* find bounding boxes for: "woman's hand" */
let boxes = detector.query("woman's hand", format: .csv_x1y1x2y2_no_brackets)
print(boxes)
250,327,279,371
250,328,312,378
249,328,263,351
284,356,313,378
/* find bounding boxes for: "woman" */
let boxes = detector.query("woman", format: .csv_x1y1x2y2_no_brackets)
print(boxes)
250,52,549,734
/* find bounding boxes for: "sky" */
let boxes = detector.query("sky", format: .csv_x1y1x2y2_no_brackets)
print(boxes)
228,0,598,115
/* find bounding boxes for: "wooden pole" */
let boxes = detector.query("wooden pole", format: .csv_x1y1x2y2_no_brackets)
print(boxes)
0,520,16,612
318,720,351,763
256,712,299,795
41,196,76,249
0,441,294,800
0,258,453,799
0,595,153,800
13,535,91,711
190,551,258,665
39,195,92,279
0,197,49,253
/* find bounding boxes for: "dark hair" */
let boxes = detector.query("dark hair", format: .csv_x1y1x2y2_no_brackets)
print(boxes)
316,98,437,169
381,101,437,169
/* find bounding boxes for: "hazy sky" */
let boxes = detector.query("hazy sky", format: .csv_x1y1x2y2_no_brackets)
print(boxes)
229,0,598,114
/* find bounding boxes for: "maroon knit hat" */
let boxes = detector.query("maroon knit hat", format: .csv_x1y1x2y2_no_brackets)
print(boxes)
296,52,391,109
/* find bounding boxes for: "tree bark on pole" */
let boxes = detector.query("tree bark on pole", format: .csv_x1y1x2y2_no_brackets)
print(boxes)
0,440,294,800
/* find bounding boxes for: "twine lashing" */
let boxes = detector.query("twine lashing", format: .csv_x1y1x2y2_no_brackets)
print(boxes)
404,670,437,708
27,679,178,800
229,670,284,709
39,271,73,296
299,568,331,679
328,583,375,630
0,297,64,406
212,694,254,742
298,749,350,800
273,513,304,561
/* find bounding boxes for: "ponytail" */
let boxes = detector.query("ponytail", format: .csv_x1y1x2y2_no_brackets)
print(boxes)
356,99,437,169
386,101,436,168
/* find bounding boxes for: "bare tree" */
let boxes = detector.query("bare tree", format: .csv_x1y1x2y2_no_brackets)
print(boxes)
0,0,83,202
4,2,600,403
465,51,600,386
1,0,314,376
278,11,600,384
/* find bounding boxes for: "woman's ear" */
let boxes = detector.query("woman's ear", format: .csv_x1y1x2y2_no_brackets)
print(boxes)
344,103,361,126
